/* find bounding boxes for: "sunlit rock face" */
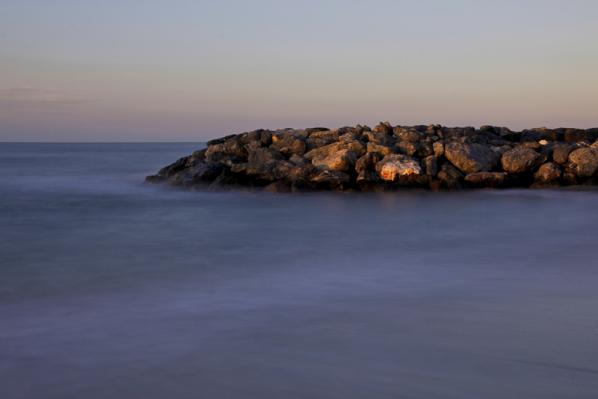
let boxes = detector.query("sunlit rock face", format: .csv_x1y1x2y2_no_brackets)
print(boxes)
376,154,422,181
146,123,598,192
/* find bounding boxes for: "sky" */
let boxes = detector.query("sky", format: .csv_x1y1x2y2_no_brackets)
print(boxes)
1,0,597,142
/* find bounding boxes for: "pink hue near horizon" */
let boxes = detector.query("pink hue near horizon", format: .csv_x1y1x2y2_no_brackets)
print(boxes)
1,0,597,141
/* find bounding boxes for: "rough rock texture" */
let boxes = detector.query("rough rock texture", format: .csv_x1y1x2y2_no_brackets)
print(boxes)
147,123,598,191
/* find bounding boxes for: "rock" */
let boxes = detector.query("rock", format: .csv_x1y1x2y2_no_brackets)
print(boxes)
222,136,247,158
248,147,283,165
289,154,307,165
311,148,357,172
465,172,507,188
501,147,543,174
355,152,384,186
270,133,306,156
306,129,338,150
152,156,190,180
375,154,422,182
395,141,419,156
309,169,350,189
206,134,237,146
552,143,576,164
340,138,366,157
366,142,392,155
423,155,438,177
433,141,445,158
305,127,329,134
305,143,358,172
534,162,561,184
263,181,291,193
373,121,393,134
417,140,434,158
445,142,500,174
568,148,598,178
437,163,463,189
148,123,598,192
393,127,422,142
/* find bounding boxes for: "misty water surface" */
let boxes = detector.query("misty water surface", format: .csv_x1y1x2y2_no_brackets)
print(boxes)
1,143,597,399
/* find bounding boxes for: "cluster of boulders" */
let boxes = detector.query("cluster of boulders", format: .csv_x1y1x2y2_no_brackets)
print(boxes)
146,123,598,191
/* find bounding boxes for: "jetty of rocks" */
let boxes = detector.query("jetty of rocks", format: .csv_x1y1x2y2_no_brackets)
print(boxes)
146,123,598,191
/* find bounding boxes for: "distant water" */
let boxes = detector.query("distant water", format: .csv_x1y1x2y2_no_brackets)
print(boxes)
1,143,598,399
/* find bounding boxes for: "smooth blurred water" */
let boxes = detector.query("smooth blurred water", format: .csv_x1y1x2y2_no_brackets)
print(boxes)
1,143,598,399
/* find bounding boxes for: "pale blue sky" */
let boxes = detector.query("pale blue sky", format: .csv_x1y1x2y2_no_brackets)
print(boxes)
1,0,597,141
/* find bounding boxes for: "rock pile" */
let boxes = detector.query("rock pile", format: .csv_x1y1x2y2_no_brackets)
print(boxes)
146,123,598,191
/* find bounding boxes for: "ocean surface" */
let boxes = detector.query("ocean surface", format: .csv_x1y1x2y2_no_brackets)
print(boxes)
1,142,598,399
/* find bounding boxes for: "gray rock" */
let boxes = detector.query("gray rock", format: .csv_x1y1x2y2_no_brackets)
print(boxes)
445,142,500,174
501,147,543,174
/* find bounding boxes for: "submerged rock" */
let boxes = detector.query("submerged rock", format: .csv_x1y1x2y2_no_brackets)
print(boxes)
146,123,598,191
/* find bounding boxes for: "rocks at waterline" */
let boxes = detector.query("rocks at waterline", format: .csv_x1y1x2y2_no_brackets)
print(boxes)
146,123,598,191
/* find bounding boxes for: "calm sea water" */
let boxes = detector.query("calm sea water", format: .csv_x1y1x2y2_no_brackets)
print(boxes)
1,143,598,399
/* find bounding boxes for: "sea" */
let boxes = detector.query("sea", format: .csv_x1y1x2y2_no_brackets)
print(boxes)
1,143,597,399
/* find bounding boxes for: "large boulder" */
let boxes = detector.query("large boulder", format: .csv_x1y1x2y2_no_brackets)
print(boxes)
501,147,543,174
312,148,357,172
534,162,562,184
375,154,422,182
305,143,358,172
444,142,500,174
568,148,598,178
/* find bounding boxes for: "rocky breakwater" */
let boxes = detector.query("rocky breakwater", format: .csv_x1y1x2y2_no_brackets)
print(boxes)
146,123,598,191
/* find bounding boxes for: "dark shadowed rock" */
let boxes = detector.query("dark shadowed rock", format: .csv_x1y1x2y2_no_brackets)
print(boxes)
309,169,350,189
437,163,463,189
355,152,384,186
395,141,419,156
445,142,499,174
433,141,445,158
366,143,392,155
154,156,190,179
465,172,507,188
423,155,438,177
